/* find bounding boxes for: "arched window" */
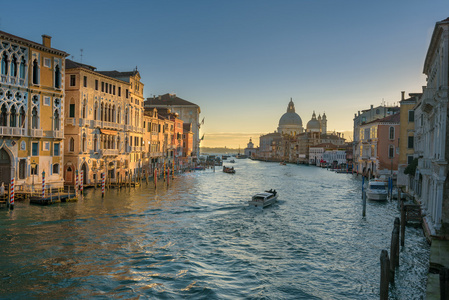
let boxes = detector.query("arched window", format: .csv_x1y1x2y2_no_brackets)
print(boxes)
10,105,17,127
54,110,60,130
54,65,61,88
93,135,98,152
32,59,39,84
125,108,129,125
19,106,26,128
1,52,8,75
94,102,98,120
69,137,74,152
19,57,26,79
389,127,395,140
32,107,38,129
100,103,104,121
0,105,7,126
389,145,394,158
82,100,86,118
82,134,87,152
10,55,17,77
112,105,116,123
117,107,121,124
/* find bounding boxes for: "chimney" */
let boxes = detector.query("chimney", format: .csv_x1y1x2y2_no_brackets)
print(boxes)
401,91,405,100
42,35,52,48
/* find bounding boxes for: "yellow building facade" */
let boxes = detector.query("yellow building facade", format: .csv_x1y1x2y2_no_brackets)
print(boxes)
0,31,68,190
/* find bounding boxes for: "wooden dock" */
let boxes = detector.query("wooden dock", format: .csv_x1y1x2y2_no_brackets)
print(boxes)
29,192,78,205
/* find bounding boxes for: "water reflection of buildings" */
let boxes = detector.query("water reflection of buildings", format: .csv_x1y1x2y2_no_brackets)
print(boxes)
254,99,346,163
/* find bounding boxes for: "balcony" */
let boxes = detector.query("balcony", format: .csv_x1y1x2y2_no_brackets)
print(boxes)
29,128,43,138
79,119,90,127
53,130,64,139
0,126,27,137
93,120,102,128
100,149,119,156
65,118,76,126
125,125,132,131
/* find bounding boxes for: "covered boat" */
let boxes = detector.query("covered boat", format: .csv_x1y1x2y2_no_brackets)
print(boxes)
366,180,387,201
248,190,278,208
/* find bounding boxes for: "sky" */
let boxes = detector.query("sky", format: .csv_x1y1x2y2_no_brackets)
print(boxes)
1,0,448,148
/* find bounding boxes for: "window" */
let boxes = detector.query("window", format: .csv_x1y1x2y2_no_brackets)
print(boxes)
83,76,87,87
44,96,50,106
389,145,394,158
118,87,121,97
69,103,75,118
43,142,50,151
389,127,395,140
10,56,17,77
32,107,38,129
32,142,39,156
126,89,129,98
407,156,414,165
113,85,116,95
408,136,414,149
54,143,60,156
31,164,38,175
32,59,39,84
70,75,76,86
54,65,61,88
69,137,75,152
43,58,51,68
1,52,8,75
19,159,26,179
52,164,59,174
408,110,414,122
95,80,98,90
101,82,104,92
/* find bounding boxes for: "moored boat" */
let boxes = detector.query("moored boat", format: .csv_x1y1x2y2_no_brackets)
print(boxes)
248,190,278,208
366,180,388,201
223,166,235,174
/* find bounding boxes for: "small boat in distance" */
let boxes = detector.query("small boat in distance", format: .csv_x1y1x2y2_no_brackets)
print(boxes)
229,159,235,163
223,166,235,174
280,161,286,165
248,190,278,208
366,180,388,201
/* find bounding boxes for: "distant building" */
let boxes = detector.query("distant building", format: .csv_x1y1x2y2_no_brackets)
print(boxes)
244,138,257,158
145,93,201,159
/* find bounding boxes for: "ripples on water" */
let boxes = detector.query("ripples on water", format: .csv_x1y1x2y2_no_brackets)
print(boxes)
0,160,429,299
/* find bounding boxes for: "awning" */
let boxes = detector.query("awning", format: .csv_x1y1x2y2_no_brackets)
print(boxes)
100,129,118,135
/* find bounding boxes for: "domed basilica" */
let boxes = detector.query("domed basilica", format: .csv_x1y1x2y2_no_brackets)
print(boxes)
277,98,327,135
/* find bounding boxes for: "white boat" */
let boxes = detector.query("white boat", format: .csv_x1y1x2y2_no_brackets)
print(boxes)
248,190,278,208
366,180,388,201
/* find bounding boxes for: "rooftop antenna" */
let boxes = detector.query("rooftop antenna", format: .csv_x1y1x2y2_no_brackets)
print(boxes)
80,49,83,63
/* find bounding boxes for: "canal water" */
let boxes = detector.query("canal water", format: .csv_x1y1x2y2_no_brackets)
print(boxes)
0,159,429,299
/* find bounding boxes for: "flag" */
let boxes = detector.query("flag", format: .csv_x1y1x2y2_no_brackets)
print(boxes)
201,117,205,125
200,134,205,141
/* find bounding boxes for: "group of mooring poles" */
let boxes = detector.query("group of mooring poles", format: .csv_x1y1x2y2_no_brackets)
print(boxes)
379,216,414,299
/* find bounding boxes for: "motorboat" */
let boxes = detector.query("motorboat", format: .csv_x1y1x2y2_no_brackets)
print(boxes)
248,190,278,208
229,159,235,163
223,166,235,174
366,180,387,201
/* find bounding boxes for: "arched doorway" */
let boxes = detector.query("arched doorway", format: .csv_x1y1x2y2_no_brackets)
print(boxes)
65,166,73,185
81,163,88,185
0,148,11,185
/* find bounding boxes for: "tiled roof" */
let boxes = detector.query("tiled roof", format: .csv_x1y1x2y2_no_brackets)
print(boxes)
145,93,199,107
0,30,69,56
66,59,96,71
364,113,400,125
97,70,138,78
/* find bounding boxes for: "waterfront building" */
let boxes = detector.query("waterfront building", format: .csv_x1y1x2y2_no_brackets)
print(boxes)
0,31,68,190
414,17,449,234
356,113,400,178
182,123,194,167
353,104,399,174
145,94,201,159
64,60,144,185
397,91,420,190
258,132,282,160
244,138,257,158
323,149,347,168
309,143,338,166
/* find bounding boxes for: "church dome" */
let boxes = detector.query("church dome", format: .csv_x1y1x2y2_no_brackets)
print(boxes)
307,111,321,131
278,99,302,127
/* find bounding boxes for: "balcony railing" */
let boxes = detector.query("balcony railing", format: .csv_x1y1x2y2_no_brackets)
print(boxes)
29,128,43,137
100,149,119,156
65,118,75,126
53,130,64,139
93,120,102,128
0,126,27,137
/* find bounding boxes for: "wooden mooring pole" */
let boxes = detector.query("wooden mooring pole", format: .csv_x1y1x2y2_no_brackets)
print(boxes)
390,218,400,283
362,189,366,217
441,267,449,299
400,200,406,247
380,249,390,300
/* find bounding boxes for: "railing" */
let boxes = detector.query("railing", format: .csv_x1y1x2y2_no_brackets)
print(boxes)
0,126,27,137
100,149,119,156
125,125,132,131
53,130,64,139
0,75,26,87
93,120,102,128
79,119,89,127
29,128,43,137
65,118,75,126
